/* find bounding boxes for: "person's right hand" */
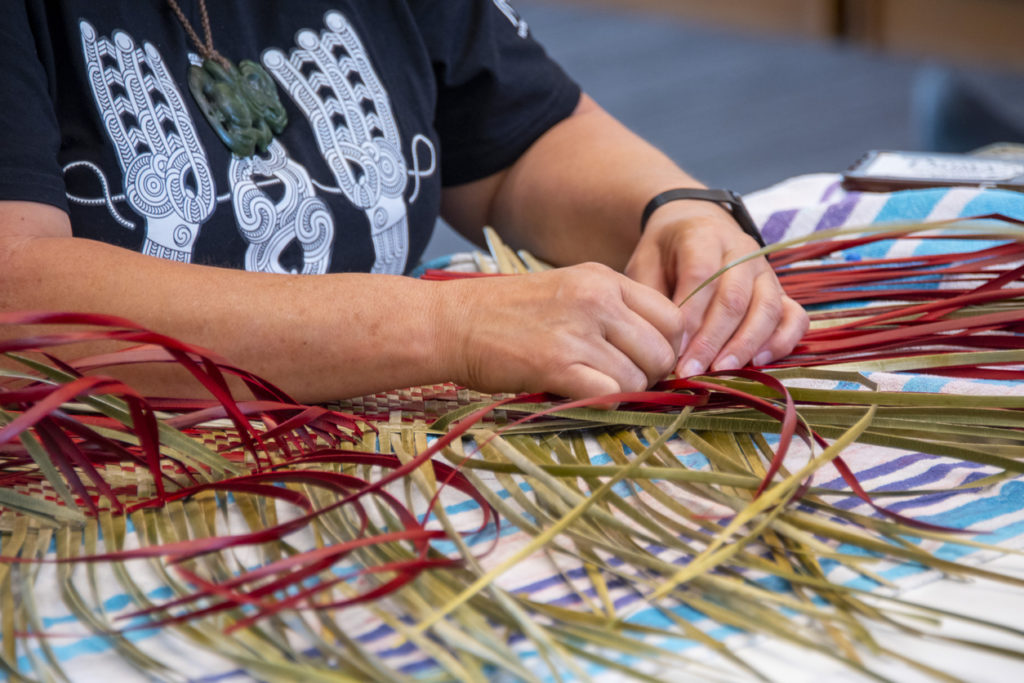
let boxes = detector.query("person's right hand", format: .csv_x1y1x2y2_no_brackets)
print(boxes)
434,262,686,400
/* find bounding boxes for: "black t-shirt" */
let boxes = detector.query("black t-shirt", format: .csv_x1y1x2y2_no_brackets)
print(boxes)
1,0,579,274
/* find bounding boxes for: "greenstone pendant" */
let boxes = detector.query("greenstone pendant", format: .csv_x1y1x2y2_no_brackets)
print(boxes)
187,58,288,157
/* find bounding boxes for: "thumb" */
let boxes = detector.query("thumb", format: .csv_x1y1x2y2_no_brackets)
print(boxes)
624,241,670,297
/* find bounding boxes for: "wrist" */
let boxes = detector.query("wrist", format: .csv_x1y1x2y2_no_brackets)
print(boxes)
421,279,469,386
640,188,765,247
640,198,732,239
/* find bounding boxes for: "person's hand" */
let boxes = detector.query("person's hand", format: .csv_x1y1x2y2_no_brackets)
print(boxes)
435,263,686,400
624,201,808,377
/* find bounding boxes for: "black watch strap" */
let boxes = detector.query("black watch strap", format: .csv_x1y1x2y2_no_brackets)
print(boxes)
640,188,766,247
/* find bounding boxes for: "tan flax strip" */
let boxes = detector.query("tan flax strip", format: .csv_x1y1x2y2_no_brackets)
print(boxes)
1,517,29,667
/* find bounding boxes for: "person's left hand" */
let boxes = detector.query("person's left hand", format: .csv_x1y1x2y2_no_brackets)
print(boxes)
624,200,808,377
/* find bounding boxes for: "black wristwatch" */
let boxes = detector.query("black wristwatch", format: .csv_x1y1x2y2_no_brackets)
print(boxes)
640,188,766,247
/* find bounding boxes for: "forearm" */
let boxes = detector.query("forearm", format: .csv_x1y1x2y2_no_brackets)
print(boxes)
1,234,448,402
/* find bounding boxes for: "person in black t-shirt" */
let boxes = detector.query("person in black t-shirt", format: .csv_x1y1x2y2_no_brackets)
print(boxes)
0,0,807,402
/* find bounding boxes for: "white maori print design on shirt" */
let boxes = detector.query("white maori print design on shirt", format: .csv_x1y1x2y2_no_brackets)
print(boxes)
263,11,411,275
228,139,334,274
79,21,216,263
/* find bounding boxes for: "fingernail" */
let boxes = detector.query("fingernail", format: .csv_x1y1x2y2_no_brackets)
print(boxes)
682,358,704,377
753,350,773,367
713,354,740,372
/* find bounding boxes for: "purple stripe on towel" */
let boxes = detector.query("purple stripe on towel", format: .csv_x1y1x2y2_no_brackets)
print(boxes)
814,194,860,232
826,463,990,513
761,208,799,244
820,179,844,203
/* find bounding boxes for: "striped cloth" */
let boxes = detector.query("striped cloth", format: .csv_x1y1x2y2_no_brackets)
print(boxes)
751,172,1024,243
8,176,1024,682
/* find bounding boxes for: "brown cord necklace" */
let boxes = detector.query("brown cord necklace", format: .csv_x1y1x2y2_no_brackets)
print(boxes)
166,0,288,157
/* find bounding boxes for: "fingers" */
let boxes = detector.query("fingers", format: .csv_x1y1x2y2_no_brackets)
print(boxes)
675,265,809,377
567,265,682,390
547,363,622,403
670,262,732,372
602,305,678,387
623,241,670,298
676,264,776,375
547,349,647,406
616,276,687,365
751,296,809,366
